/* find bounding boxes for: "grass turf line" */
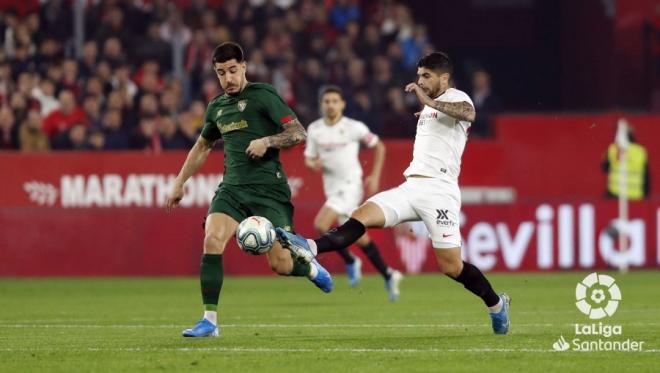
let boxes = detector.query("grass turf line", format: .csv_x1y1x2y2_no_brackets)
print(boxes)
0,271,658,372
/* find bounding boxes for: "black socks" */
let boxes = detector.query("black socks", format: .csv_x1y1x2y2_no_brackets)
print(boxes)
359,241,390,279
451,261,500,307
315,218,366,253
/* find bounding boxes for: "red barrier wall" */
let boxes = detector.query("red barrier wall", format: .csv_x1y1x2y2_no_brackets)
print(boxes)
1,113,659,276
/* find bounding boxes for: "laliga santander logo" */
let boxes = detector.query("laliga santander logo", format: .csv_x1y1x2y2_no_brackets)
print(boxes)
553,272,646,352
575,272,622,320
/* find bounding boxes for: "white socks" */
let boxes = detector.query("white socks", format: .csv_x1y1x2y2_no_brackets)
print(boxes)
308,262,319,279
488,298,503,313
307,239,318,256
203,311,217,325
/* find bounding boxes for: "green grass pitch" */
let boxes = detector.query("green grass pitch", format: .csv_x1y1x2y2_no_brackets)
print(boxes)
1,271,659,372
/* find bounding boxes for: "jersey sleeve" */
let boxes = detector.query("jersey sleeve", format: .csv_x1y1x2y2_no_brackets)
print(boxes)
303,125,318,158
351,120,379,148
200,102,222,141
258,85,297,127
441,89,474,107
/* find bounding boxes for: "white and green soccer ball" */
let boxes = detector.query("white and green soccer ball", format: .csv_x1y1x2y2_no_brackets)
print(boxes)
236,216,276,255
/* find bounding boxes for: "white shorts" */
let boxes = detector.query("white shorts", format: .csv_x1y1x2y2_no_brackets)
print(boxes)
367,177,461,249
324,181,363,225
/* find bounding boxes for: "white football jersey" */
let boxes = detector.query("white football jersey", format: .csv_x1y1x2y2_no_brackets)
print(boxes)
403,87,474,182
305,116,379,193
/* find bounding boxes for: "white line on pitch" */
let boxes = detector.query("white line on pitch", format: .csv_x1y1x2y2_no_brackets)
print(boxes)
0,347,658,353
0,323,555,329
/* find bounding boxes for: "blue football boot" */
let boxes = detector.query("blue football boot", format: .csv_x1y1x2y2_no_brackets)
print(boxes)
182,319,219,337
490,293,511,335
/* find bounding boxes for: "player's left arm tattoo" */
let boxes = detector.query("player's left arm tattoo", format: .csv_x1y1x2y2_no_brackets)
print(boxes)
431,101,476,122
263,118,307,149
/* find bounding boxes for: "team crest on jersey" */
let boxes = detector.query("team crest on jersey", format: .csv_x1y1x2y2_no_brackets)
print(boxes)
237,100,248,112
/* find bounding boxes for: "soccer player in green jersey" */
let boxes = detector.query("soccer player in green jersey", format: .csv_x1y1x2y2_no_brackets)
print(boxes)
165,42,333,338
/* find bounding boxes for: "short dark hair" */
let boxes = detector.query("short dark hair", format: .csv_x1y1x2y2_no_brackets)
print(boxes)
417,52,453,74
318,85,343,101
212,42,245,64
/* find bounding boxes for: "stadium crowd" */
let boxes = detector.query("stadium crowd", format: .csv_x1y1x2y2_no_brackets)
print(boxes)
0,0,459,152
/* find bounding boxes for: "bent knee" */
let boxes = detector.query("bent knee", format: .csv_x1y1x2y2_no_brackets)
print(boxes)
269,260,292,275
438,260,463,277
203,233,227,254
314,223,330,234
435,255,463,277
350,202,385,227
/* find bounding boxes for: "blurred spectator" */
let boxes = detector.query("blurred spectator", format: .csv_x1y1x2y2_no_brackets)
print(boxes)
60,59,81,96
39,0,72,42
346,90,373,126
185,29,213,95
160,116,192,150
134,23,172,69
358,23,383,61
82,95,102,129
87,129,105,151
0,105,19,149
470,69,501,138
160,88,181,117
43,90,87,138
9,91,29,124
177,111,201,144
31,78,59,116
0,0,439,148
79,41,98,80
188,100,206,130
101,37,126,69
380,87,415,138
400,25,430,69
138,94,160,119
0,62,13,103
52,123,87,150
329,0,361,32
101,109,129,150
130,116,161,152
94,7,130,49
19,108,50,152
111,64,138,107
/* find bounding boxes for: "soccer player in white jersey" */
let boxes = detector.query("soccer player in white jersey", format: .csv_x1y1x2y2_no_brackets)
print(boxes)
305,85,403,301
278,52,510,334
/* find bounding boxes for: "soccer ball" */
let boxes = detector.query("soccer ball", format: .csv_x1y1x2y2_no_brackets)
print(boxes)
236,216,276,255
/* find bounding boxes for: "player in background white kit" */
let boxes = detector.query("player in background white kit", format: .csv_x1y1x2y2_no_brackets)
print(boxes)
278,52,510,334
305,86,403,301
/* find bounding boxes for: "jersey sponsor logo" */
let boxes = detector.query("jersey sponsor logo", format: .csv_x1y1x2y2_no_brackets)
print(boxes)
218,119,248,134
237,100,248,112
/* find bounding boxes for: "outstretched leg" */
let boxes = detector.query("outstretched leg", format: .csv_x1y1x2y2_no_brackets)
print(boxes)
277,202,386,262
313,202,386,254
